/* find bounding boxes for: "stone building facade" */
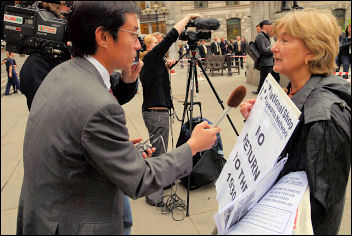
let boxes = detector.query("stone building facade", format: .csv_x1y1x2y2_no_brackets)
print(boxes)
138,1,351,83
247,1,351,87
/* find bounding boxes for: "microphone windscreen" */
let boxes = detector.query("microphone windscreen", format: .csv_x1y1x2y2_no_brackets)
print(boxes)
227,86,247,108
194,18,220,30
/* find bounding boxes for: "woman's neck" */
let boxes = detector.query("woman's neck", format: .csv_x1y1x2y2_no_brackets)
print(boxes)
288,68,311,95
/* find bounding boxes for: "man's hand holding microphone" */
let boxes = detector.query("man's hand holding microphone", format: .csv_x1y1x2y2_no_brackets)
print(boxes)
186,122,221,156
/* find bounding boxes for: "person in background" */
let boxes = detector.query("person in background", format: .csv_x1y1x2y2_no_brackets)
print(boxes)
153,32,169,59
197,39,207,66
253,20,280,94
10,52,20,93
19,1,71,110
240,8,351,235
16,2,220,234
228,38,234,54
2,51,20,95
1,52,20,94
153,32,163,43
336,24,351,79
241,36,248,63
234,35,245,69
140,13,203,208
256,24,261,34
335,26,344,72
219,37,228,55
211,37,221,55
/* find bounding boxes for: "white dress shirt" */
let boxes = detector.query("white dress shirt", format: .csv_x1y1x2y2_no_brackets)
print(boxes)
84,55,111,90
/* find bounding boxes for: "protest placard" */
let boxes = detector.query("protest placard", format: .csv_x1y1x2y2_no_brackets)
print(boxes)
225,171,308,235
214,74,302,234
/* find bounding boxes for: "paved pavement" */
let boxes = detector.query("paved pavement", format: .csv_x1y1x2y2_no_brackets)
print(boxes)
1,48,351,234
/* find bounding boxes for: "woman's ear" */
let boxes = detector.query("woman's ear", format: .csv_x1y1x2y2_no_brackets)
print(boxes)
304,46,314,61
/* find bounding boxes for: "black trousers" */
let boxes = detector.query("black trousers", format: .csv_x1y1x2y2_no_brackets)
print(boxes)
256,66,280,92
235,53,243,68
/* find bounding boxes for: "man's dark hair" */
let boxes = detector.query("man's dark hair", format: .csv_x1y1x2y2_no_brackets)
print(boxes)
68,1,140,57
256,24,260,27
259,20,272,29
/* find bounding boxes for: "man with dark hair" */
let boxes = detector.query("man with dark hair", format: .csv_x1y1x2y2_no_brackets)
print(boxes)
16,2,220,235
256,24,261,34
252,20,280,94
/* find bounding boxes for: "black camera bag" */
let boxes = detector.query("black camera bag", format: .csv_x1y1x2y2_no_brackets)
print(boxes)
176,116,226,190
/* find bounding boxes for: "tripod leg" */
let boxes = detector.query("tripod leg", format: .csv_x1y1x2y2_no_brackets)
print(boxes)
186,58,199,217
180,60,193,128
196,58,239,136
179,56,194,217
194,62,199,93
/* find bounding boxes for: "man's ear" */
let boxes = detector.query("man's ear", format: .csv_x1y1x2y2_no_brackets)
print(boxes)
95,26,109,50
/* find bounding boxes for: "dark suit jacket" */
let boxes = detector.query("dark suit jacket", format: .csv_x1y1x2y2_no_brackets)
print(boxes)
210,41,220,55
227,43,234,54
233,41,245,55
219,41,227,55
17,57,192,235
255,31,274,67
197,44,207,58
19,52,60,110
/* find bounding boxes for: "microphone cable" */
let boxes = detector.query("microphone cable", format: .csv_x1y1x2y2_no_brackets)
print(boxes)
156,182,187,221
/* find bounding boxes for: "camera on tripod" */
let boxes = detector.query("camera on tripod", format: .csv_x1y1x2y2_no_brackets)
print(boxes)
2,1,72,62
179,17,220,50
179,23,211,49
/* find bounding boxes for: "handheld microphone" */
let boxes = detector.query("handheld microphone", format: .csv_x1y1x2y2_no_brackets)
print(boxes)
213,86,247,127
194,18,220,31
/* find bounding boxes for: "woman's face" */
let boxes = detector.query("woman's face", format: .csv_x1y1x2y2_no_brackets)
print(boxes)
271,28,312,78
146,36,158,51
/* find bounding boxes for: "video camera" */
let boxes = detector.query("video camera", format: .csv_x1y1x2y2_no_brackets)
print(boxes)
179,17,220,50
2,2,72,62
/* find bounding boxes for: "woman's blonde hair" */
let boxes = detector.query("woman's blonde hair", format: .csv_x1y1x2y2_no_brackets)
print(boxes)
139,34,156,60
273,8,339,76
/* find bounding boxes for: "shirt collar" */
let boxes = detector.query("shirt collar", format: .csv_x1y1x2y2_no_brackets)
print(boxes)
291,75,322,111
84,55,111,90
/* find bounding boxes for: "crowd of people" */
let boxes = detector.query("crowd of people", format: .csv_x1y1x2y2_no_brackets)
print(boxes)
1,1,351,235
175,34,248,70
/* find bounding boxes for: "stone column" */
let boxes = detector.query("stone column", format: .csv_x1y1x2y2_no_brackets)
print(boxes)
246,1,290,89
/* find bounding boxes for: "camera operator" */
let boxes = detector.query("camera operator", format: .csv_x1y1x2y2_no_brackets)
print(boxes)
19,1,70,110
139,13,202,207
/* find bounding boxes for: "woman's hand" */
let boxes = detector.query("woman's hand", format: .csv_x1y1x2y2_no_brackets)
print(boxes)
186,13,202,20
239,99,256,120
165,59,177,69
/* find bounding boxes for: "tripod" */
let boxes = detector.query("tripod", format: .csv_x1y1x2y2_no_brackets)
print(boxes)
177,47,239,217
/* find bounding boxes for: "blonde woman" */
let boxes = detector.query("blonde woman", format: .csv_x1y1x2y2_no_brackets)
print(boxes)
240,9,351,234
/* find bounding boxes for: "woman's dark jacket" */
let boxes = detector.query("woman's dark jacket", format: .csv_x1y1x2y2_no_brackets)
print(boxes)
338,33,351,57
140,28,179,111
279,75,351,235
